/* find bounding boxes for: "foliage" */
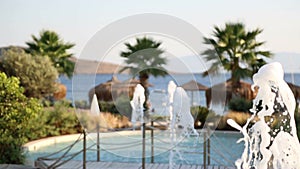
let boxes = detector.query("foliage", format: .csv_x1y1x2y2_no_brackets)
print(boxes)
25,30,75,78
39,101,82,137
98,96,132,116
202,22,272,86
1,47,58,99
120,37,167,110
114,96,132,117
99,101,118,114
217,111,252,130
0,72,42,164
25,100,81,141
119,37,167,78
228,97,252,112
191,106,210,128
74,100,89,109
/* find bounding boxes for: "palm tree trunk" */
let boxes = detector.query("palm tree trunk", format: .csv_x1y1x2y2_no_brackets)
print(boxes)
231,59,241,99
139,73,150,111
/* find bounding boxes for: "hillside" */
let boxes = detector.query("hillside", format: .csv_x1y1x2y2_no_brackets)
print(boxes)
71,58,129,74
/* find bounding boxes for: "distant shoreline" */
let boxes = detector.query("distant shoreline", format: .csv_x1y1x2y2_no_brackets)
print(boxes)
72,59,129,74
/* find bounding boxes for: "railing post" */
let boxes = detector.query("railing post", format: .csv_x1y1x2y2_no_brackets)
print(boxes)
203,130,207,169
142,122,146,169
97,123,100,162
83,129,86,169
151,120,154,163
207,128,210,165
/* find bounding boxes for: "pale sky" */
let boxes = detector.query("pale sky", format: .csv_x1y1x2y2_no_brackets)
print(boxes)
1,0,300,71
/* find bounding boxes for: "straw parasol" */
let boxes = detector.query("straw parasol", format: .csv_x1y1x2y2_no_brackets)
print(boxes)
88,76,121,102
205,80,300,108
180,80,208,105
89,76,153,103
205,79,257,108
288,82,300,104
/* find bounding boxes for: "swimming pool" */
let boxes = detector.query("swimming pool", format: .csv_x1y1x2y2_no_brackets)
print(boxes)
25,130,243,167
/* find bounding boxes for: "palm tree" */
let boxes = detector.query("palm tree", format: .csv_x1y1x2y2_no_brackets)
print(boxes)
120,37,168,109
25,30,75,78
202,22,272,89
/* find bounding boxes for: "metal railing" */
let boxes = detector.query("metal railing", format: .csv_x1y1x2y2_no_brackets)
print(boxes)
35,121,237,169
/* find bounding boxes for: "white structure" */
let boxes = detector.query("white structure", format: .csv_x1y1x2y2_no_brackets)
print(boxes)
228,62,300,169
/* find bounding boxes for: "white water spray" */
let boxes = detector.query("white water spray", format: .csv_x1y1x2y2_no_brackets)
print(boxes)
130,84,145,130
168,81,198,168
228,62,300,169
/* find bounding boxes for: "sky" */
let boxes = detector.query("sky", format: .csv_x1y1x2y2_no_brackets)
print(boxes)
1,0,300,72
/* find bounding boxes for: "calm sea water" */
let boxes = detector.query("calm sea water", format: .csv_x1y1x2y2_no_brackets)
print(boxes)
60,73,300,106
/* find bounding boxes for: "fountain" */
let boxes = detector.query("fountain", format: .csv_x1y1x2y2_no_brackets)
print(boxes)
167,81,198,168
228,62,300,169
172,87,198,136
168,81,177,122
133,80,199,168
130,84,145,130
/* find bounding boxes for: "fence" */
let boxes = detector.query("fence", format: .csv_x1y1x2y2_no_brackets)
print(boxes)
35,120,237,169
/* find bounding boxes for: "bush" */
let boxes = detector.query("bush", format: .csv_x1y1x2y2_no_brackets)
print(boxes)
0,47,58,98
98,96,132,117
0,73,42,164
191,106,210,128
35,101,82,138
74,100,89,109
217,111,252,130
228,97,252,112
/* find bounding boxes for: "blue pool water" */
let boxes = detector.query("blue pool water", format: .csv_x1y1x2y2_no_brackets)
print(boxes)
26,131,243,167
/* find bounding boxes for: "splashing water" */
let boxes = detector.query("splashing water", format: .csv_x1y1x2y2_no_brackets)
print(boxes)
130,84,145,130
168,81,177,122
168,82,198,168
172,87,198,136
228,62,300,169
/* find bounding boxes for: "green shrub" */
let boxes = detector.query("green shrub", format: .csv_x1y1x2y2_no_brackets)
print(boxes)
191,106,210,128
0,73,42,164
26,100,82,141
99,101,117,114
1,47,58,98
228,97,252,112
42,101,82,137
114,96,132,117
98,96,132,116
74,100,89,109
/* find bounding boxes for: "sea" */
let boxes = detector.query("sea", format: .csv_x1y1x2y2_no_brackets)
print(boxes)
60,73,300,107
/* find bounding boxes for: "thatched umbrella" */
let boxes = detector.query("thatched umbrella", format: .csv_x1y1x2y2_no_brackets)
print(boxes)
288,82,300,104
205,80,300,108
180,80,208,105
88,76,121,102
89,76,152,103
205,79,257,108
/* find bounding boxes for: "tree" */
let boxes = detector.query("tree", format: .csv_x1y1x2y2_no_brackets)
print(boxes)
202,22,272,89
0,72,42,164
25,30,75,78
1,47,58,98
120,37,167,108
